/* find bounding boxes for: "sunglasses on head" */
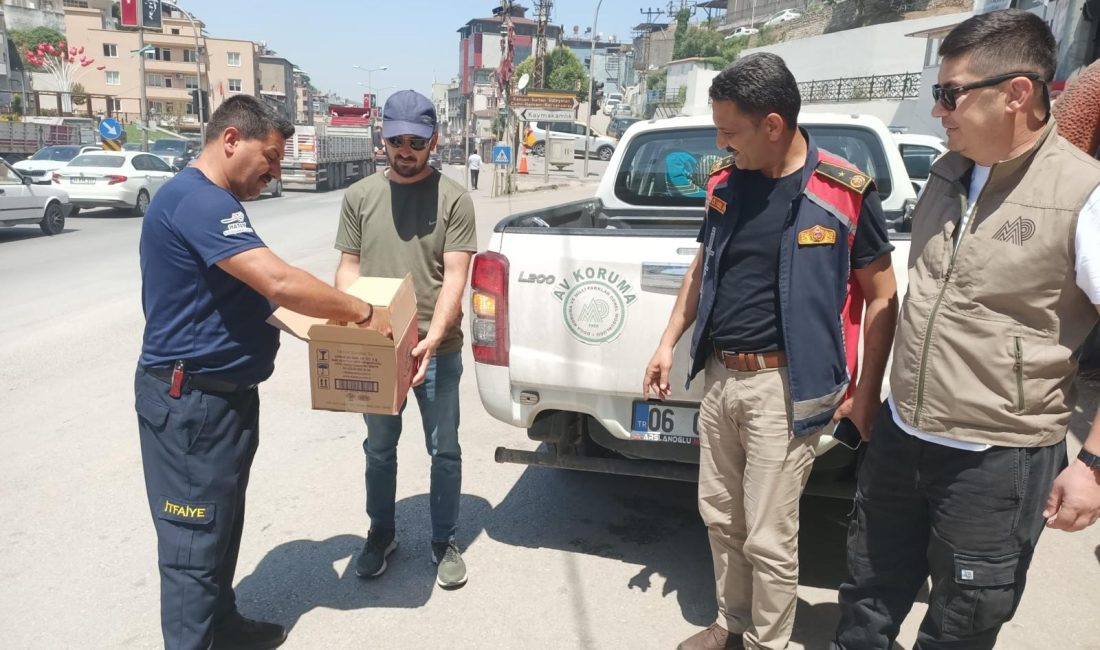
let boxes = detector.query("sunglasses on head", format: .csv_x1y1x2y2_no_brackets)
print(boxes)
386,136,429,151
931,71,1044,111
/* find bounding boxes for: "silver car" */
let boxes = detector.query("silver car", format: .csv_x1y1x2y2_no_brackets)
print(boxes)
0,158,72,235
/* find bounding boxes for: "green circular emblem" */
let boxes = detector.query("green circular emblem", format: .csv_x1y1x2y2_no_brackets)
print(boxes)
562,279,627,344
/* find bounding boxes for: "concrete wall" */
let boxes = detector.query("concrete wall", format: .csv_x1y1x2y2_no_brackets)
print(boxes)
742,12,970,79
3,6,66,33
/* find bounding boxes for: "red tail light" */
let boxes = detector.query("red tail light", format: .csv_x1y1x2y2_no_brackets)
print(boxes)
51,173,60,184
470,251,509,366
106,175,128,185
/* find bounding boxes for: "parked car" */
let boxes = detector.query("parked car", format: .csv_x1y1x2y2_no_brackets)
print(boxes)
0,158,72,235
373,147,388,168
602,92,624,116
122,143,142,151
13,145,101,184
725,26,759,38
441,146,466,164
894,132,946,195
53,151,176,216
429,151,443,171
529,121,617,160
764,9,801,26
607,116,642,140
149,138,199,171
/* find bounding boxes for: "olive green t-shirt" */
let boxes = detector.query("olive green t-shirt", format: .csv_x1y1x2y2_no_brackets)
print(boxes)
334,169,477,354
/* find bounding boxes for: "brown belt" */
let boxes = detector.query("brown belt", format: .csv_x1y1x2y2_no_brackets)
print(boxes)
714,349,788,372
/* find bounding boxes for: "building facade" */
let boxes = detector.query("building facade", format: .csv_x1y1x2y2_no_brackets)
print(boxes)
258,54,295,122
59,3,257,132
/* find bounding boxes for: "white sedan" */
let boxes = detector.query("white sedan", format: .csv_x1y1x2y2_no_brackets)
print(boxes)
53,151,175,216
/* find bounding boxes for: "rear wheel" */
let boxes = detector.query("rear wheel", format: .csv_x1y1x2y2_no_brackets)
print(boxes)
532,142,545,156
132,190,150,216
39,202,64,235
597,145,614,161
272,180,283,197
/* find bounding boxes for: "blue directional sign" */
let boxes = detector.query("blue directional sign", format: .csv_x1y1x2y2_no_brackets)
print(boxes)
492,144,512,166
98,117,123,141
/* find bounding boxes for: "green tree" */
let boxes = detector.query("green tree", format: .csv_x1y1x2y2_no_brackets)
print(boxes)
513,46,589,101
672,7,692,60
9,27,66,69
71,82,87,106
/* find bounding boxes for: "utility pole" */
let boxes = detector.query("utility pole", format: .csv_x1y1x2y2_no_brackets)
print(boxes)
583,0,604,179
138,24,148,151
532,0,552,89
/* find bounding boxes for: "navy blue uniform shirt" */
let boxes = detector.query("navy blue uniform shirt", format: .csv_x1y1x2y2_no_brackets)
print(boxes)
139,167,279,384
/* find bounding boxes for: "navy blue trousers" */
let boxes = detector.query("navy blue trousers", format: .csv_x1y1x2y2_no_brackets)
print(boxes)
135,367,259,650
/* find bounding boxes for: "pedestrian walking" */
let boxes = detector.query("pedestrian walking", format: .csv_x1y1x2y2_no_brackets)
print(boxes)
467,150,482,190
644,53,898,650
334,90,477,589
136,95,385,650
833,11,1100,650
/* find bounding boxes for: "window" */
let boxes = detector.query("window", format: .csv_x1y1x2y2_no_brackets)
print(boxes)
150,101,163,115
149,156,174,172
0,162,20,186
132,155,150,171
109,98,121,111
228,78,242,93
106,71,120,86
227,52,241,67
146,73,164,87
171,28,180,35
164,103,175,114
103,43,117,58
183,49,198,63
184,75,198,90
612,124,894,209
900,144,941,181
185,102,194,115
144,47,172,61
165,77,173,88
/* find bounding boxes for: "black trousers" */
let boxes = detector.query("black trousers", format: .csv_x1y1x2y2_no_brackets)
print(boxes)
833,401,1066,650
135,367,260,650
470,169,479,189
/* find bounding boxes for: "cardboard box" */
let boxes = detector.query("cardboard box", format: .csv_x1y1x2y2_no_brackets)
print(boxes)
268,274,418,415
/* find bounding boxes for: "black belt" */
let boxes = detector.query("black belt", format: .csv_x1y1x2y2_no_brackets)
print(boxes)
145,365,257,395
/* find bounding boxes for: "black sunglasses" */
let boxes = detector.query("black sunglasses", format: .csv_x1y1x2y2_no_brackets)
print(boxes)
386,135,429,151
931,71,1044,111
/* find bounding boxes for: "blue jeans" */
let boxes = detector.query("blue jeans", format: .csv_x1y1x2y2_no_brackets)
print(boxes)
363,351,462,543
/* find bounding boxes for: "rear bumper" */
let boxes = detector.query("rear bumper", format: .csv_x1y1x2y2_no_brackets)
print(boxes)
475,361,847,466
67,187,138,208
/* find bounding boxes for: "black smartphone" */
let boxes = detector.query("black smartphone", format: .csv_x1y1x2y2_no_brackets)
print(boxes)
832,417,863,450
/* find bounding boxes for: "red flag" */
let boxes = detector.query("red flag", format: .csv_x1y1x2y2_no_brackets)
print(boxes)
120,0,139,27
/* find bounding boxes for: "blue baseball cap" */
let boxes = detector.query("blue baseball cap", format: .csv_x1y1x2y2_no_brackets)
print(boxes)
382,90,437,139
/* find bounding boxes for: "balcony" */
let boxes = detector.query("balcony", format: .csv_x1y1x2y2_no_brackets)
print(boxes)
144,32,203,48
146,86,192,101
144,59,204,75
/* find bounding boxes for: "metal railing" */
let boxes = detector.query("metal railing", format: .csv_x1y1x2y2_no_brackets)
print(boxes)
799,72,922,104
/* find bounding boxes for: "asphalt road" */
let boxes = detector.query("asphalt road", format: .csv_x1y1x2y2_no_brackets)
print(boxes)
1,166,1097,649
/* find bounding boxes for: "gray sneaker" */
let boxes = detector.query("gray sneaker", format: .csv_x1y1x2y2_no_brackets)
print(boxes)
355,529,397,578
431,541,468,589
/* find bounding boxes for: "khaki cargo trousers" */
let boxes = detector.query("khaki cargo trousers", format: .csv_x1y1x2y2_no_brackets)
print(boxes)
698,358,822,650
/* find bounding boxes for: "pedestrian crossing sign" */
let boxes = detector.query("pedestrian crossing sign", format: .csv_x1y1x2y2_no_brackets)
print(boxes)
492,145,512,166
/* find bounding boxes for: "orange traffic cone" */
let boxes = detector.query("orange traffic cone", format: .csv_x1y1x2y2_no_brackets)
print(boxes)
518,152,529,174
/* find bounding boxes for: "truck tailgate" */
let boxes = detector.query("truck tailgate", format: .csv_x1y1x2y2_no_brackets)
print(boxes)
502,231,705,403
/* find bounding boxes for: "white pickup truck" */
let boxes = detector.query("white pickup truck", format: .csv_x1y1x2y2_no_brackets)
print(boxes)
470,112,916,497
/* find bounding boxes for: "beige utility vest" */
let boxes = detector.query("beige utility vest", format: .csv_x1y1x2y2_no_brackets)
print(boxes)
890,121,1100,447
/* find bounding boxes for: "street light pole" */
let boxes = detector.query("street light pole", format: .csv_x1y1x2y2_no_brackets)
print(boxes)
162,2,207,142
352,64,387,114
583,0,604,178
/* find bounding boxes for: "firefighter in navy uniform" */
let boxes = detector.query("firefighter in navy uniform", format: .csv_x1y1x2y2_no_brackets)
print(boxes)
135,95,386,650
645,54,899,650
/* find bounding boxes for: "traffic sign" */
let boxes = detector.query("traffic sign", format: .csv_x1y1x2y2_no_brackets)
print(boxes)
511,95,575,110
515,108,575,122
492,145,512,165
98,117,122,141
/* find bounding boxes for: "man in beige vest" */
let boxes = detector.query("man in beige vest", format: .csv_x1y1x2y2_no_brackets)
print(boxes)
833,10,1100,649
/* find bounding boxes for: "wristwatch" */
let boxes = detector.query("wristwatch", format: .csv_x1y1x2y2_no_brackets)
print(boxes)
1079,448,1100,471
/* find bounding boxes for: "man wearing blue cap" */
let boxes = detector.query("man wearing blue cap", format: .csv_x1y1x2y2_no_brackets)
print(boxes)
334,89,477,589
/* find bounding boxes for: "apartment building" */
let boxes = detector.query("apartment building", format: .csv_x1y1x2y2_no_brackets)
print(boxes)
61,3,258,131
258,53,294,122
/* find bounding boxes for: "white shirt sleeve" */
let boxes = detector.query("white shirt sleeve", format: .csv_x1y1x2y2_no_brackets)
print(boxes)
1076,185,1100,305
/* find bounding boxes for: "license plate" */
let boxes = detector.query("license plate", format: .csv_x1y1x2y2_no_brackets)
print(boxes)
70,177,96,184
630,401,700,445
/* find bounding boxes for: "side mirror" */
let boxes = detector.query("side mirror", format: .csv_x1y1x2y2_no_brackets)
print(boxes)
22,174,33,185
